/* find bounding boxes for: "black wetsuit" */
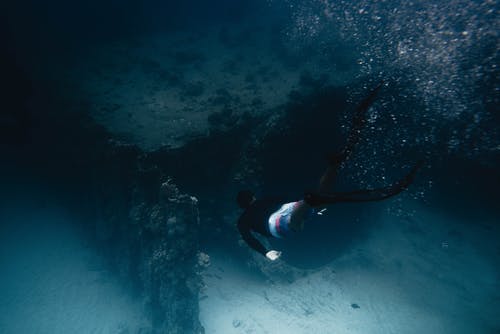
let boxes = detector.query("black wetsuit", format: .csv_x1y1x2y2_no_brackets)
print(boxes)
236,82,422,257
237,162,420,257
237,199,283,256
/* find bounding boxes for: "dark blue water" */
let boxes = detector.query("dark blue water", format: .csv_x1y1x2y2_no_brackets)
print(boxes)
1,1,499,333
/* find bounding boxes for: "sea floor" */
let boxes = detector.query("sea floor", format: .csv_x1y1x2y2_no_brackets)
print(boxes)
0,202,149,334
0,195,497,334
199,201,500,334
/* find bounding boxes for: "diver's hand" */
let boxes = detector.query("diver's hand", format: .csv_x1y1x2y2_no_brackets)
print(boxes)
266,250,282,261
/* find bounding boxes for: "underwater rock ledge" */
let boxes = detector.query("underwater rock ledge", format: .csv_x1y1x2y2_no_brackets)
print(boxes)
93,141,205,334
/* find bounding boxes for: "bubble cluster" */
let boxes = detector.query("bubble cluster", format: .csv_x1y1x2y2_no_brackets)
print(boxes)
280,0,499,167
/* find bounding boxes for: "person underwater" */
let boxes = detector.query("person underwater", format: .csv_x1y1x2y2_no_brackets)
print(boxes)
236,82,423,261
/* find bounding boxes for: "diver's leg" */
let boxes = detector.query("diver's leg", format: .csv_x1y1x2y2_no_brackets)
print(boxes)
289,200,313,232
308,182,404,206
309,161,423,207
318,82,384,193
318,164,340,193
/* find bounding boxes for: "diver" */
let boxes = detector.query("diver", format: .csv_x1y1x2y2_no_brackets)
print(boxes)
236,83,423,261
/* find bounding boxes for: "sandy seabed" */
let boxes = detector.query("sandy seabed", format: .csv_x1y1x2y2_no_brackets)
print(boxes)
0,204,149,334
0,197,497,333
199,201,499,334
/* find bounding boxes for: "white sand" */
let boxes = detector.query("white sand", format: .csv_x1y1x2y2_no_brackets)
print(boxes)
0,205,149,334
199,201,499,334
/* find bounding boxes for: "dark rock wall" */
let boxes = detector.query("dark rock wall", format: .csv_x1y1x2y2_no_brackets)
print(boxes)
92,143,205,334
1,57,205,331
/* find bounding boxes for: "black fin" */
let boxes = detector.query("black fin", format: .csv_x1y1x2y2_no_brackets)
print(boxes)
306,159,424,207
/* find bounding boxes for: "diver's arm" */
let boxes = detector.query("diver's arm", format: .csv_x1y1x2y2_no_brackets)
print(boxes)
239,230,281,261
238,226,268,257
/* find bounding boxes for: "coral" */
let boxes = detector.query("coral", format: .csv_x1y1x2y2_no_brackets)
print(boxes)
96,146,205,333
160,179,180,201
197,252,210,269
146,204,165,233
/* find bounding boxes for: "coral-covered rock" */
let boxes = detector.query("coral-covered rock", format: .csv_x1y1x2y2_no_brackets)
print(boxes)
96,145,204,333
